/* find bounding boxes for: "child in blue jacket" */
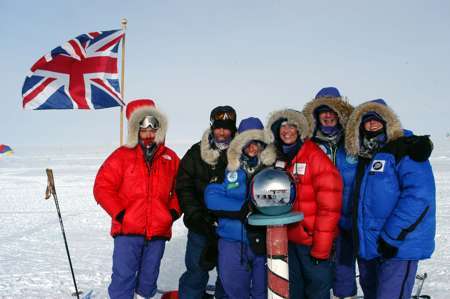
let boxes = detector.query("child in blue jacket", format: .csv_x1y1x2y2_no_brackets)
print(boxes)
205,117,276,299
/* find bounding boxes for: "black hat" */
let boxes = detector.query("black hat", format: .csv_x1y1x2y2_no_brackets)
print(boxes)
210,105,237,132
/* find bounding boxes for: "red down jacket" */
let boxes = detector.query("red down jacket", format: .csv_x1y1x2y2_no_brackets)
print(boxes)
93,144,180,240
286,140,343,259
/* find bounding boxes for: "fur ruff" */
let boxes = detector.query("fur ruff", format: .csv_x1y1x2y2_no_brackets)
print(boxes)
345,101,404,156
227,129,276,171
302,96,354,138
265,109,311,142
125,106,168,148
200,129,222,166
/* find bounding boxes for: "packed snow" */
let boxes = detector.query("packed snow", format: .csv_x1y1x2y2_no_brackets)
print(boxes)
0,140,449,298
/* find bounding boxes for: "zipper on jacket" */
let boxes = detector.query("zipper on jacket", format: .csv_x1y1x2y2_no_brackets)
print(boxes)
352,157,370,257
144,149,156,239
329,142,337,165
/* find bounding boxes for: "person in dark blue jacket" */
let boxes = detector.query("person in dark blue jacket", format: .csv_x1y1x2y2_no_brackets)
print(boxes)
345,99,435,299
303,87,358,299
205,117,276,299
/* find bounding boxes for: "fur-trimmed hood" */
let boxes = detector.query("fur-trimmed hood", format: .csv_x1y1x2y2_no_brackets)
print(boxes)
345,100,404,156
125,106,168,148
266,109,311,143
200,128,223,166
302,96,354,138
227,129,276,172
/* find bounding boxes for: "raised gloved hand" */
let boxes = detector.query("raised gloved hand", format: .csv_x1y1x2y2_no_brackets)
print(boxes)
377,238,398,259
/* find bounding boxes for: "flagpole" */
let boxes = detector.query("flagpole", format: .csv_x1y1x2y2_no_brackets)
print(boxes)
120,18,127,146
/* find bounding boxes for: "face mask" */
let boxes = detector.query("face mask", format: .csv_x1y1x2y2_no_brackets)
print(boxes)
320,124,341,136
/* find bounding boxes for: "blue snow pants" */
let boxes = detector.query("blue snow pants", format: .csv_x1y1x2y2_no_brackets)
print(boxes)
218,238,267,299
358,258,418,299
288,243,333,299
333,229,357,297
108,235,166,299
178,231,226,299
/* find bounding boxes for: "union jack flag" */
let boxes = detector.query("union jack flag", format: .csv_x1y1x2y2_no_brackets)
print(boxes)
22,29,125,110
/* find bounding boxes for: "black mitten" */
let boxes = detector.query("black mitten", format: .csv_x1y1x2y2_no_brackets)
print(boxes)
199,238,218,271
377,238,398,259
170,209,180,222
405,135,433,162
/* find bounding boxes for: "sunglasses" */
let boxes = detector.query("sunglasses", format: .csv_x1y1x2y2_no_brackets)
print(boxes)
139,115,160,129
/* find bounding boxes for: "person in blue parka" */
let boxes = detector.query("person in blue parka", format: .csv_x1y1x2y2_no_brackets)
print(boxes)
345,99,435,299
303,87,358,299
205,117,276,299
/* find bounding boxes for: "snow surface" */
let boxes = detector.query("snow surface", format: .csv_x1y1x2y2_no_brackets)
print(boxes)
0,140,449,298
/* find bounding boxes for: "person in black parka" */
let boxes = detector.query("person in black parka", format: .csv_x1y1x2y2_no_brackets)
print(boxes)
177,106,237,299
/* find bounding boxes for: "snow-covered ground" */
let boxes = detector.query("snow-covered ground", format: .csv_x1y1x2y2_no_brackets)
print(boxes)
0,140,449,298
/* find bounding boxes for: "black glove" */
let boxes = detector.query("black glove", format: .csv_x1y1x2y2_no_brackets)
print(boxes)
115,209,126,223
199,237,218,271
377,238,398,259
405,135,433,162
193,212,217,240
170,209,180,222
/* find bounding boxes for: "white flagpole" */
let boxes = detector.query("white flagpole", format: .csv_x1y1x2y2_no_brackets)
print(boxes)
120,18,127,146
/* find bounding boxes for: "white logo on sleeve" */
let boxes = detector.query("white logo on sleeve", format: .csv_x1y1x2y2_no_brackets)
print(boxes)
370,160,386,172
293,163,307,175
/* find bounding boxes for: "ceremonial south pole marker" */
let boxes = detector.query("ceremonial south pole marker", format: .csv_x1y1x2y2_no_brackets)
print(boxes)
248,211,303,299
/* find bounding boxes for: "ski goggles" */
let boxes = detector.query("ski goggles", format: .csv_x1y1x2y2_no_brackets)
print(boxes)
139,115,160,130
211,111,236,122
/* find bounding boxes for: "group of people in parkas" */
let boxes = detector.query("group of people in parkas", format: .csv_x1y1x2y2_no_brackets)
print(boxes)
93,86,436,299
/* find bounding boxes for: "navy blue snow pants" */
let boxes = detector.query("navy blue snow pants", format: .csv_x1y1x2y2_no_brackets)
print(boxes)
108,235,165,299
288,243,333,299
358,258,418,299
333,229,357,298
178,231,226,299
218,238,267,299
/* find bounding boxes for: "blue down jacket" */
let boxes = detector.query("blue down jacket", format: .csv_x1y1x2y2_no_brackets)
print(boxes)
205,168,249,243
345,99,436,260
316,141,357,231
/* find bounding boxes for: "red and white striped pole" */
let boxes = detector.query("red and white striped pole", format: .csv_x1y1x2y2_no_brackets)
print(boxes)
267,225,290,298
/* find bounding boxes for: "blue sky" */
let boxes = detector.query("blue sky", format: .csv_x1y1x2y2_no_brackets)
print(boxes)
2,0,450,147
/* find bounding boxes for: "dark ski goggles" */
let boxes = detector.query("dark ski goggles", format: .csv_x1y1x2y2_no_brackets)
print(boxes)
211,111,236,122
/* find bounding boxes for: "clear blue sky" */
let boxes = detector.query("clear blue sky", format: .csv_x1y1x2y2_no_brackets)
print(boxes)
2,0,449,147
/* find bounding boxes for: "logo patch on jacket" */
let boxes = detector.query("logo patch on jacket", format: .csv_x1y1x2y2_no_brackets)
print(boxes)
293,163,306,175
162,154,172,160
227,171,238,182
346,155,358,164
370,160,386,172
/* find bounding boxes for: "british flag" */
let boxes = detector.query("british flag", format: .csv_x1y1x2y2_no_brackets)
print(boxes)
22,29,125,110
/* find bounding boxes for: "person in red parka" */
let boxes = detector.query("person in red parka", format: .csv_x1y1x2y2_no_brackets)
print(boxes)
93,99,181,299
266,109,343,299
